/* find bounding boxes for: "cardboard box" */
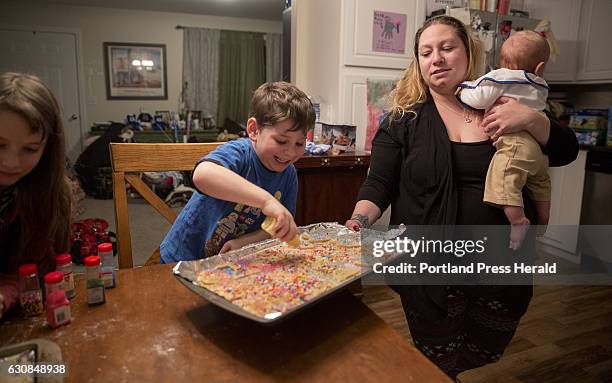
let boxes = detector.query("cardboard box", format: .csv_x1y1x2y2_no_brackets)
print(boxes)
569,114,607,130
331,124,356,153
574,128,605,146
317,123,356,153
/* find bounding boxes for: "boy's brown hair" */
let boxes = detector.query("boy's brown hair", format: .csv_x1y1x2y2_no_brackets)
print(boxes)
500,30,550,73
250,82,315,134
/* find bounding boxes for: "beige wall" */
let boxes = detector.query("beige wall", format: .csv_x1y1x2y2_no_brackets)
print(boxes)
0,2,281,128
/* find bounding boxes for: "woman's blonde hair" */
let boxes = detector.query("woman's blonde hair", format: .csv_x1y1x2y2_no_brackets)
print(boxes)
0,72,71,274
391,15,484,119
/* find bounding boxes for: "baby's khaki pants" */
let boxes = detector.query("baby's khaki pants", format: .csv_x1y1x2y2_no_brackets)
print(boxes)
484,131,551,207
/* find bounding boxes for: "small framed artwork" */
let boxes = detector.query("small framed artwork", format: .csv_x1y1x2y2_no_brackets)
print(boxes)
155,110,171,125
189,110,202,121
103,42,168,100
372,10,407,54
343,0,422,69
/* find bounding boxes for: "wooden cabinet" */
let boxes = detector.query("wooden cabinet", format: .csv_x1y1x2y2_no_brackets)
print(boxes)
294,152,370,226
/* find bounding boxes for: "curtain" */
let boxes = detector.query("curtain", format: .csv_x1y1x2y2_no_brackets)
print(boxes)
182,27,220,121
217,31,265,126
265,33,282,83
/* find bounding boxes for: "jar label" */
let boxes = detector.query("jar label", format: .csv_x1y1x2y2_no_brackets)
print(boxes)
63,272,75,294
102,271,115,288
54,305,71,325
87,286,105,305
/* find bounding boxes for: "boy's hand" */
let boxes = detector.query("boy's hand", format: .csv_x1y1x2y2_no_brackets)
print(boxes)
262,198,298,243
220,239,241,254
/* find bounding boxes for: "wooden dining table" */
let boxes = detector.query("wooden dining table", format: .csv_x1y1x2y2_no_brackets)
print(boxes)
0,264,451,382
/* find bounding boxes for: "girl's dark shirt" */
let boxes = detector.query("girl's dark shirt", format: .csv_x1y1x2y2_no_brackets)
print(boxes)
0,189,55,276
358,96,579,226
0,188,20,274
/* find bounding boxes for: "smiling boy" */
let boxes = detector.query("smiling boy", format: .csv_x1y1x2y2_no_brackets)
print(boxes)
160,82,315,262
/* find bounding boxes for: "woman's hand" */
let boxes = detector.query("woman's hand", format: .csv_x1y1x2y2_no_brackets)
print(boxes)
345,219,362,232
481,97,551,144
345,214,370,232
0,277,19,319
261,198,298,243
345,201,380,232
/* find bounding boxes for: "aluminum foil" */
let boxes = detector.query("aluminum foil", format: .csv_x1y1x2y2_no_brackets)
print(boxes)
173,222,405,323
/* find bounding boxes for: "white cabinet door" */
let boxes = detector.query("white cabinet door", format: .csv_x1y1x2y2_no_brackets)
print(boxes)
538,150,587,261
576,0,612,82
342,0,425,69
524,0,581,82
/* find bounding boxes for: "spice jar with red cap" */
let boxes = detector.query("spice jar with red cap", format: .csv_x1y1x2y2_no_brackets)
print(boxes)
44,271,64,298
18,264,44,316
56,253,75,299
46,290,71,328
85,255,105,306
98,243,115,288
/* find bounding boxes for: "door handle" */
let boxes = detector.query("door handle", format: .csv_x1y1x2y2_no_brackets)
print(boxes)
69,114,78,121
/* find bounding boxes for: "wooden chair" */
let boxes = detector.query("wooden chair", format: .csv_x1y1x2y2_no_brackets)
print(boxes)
110,143,221,268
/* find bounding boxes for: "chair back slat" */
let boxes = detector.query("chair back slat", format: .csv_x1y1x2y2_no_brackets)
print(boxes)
111,143,219,172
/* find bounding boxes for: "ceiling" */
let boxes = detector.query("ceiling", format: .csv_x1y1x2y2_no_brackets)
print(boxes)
26,0,286,21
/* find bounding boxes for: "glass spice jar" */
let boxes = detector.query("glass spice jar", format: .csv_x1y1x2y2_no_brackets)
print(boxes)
44,271,64,298
46,290,71,328
56,253,75,299
85,256,105,306
18,264,44,316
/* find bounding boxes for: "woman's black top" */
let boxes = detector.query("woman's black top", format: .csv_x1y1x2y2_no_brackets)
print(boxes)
450,140,539,225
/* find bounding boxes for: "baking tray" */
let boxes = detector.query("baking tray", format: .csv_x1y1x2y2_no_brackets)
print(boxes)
0,339,63,383
173,223,404,324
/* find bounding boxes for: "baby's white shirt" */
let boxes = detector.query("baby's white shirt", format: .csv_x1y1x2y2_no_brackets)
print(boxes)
458,68,548,112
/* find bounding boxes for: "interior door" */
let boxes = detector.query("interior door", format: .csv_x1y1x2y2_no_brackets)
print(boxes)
0,28,83,162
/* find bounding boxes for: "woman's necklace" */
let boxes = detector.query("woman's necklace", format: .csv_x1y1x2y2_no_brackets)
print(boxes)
437,99,473,124
464,108,473,123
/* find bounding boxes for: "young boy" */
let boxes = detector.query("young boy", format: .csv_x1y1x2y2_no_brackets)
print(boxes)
160,82,315,263
457,30,551,249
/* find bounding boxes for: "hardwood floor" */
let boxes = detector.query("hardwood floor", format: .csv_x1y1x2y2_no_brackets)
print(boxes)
361,285,612,383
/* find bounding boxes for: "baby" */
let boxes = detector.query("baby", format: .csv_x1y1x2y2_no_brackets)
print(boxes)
458,30,551,249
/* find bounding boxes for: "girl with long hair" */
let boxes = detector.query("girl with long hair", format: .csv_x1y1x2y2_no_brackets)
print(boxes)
0,72,71,318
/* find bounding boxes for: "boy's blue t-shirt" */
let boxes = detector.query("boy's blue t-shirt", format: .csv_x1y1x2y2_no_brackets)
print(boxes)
160,138,298,263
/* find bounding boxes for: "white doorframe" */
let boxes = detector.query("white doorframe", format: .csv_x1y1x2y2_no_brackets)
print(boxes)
0,23,87,159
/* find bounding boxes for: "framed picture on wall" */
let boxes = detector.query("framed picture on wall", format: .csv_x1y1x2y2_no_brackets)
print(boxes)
343,0,423,69
103,42,168,100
